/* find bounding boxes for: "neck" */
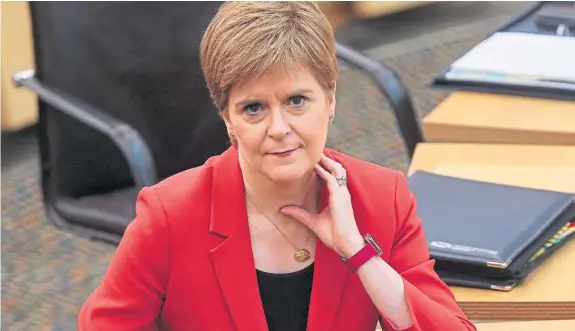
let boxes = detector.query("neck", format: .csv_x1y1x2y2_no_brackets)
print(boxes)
240,162,319,219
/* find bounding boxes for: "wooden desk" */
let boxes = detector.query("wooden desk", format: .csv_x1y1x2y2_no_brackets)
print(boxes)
317,1,429,27
409,143,575,320
476,320,575,331
1,2,38,132
422,92,575,145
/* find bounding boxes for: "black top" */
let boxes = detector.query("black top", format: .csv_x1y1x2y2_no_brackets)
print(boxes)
256,263,315,331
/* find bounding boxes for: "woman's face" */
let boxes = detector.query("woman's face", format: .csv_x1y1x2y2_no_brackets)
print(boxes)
224,65,336,183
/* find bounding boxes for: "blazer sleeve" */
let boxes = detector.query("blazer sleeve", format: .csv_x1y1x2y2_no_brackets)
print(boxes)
379,171,477,331
78,187,170,331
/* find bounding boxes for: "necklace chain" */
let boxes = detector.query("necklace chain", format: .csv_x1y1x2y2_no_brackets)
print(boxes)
244,192,318,251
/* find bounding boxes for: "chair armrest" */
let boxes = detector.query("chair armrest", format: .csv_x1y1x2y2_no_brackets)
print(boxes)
335,42,424,159
13,70,158,188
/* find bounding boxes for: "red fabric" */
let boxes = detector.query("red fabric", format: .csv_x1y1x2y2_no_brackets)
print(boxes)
78,146,476,331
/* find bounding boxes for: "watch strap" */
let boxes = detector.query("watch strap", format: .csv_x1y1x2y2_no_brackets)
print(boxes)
341,234,383,273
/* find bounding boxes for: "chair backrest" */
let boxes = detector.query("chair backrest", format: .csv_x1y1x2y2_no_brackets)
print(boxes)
30,2,229,199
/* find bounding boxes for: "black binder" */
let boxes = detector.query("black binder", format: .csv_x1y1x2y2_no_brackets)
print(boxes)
430,1,575,102
408,171,575,291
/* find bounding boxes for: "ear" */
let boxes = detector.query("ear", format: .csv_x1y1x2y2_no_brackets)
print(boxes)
220,111,238,145
220,110,232,131
327,81,337,116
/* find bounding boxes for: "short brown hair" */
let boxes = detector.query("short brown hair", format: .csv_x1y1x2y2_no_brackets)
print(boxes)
200,1,338,111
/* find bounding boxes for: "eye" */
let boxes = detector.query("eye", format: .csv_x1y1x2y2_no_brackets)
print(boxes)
289,95,308,108
243,103,263,116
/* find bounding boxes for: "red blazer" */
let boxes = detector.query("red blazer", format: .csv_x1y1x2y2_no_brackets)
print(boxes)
78,147,476,331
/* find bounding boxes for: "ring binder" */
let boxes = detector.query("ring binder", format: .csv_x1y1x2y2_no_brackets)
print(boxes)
430,1,575,101
408,171,575,291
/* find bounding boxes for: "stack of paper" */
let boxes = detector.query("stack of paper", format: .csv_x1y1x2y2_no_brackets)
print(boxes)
445,32,575,91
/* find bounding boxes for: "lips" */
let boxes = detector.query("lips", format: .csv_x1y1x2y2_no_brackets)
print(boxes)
269,147,298,156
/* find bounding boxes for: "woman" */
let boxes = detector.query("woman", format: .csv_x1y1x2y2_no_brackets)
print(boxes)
79,2,476,331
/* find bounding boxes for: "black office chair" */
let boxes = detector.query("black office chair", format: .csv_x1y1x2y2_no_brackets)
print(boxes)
14,2,423,244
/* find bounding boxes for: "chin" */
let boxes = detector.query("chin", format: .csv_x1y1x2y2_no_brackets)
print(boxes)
264,163,312,183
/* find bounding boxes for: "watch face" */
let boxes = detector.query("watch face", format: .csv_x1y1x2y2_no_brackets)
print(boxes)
365,234,383,255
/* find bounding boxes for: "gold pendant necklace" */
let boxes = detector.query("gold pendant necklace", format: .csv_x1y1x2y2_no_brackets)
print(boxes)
293,248,312,263
245,192,318,263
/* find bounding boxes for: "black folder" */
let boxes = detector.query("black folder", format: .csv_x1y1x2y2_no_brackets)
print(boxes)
408,171,575,291
430,1,575,102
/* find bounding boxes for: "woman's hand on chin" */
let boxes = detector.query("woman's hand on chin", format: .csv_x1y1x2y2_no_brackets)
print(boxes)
280,154,365,258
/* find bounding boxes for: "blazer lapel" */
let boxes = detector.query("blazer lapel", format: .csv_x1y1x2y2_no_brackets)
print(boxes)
208,147,352,331
306,179,350,331
209,147,269,331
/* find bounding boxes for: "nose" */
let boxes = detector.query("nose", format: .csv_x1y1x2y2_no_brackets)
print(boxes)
267,108,291,140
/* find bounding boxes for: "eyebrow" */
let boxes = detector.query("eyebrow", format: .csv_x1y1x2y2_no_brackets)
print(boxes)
291,88,314,95
234,88,314,109
234,99,259,109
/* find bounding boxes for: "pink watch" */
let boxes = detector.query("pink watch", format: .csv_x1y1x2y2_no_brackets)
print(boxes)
341,234,383,273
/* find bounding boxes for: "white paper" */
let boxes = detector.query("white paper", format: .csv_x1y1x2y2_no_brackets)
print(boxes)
449,32,575,84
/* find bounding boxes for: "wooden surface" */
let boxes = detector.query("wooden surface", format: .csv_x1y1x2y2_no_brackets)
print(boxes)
1,2,38,131
422,92,575,145
408,143,575,193
476,320,575,331
352,1,430,18
317,1,429,28
409,143,575,319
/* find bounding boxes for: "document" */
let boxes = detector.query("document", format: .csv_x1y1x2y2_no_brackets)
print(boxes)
445,32,575,90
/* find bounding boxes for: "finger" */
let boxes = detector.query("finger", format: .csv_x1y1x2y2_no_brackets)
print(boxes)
314,164,339,191
280,206,318,230
317,157,347,191
320,154,346,177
